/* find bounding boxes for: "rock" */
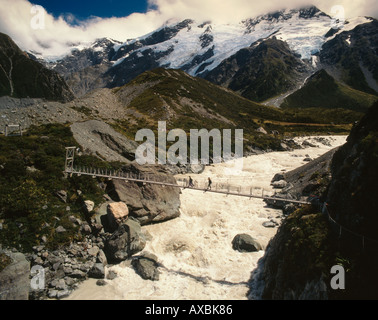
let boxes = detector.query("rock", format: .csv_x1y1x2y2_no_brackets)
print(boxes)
104,219,146,263
132,252,160,281
80,223,92,234
52,278,67,291
64,277,76,287
302,140,317,148
106,270,117,280
88,263,105,279
256,127,268,134
56,190,67,203
271,173,285,183
190,164,205,174
91,223,103,235
97,249,108,266
262,221,278,228
56,289,71,299
107,202,129,231
0,251,30,300
96,279,107,286
47,254,64,266
87,246,100,257
84,200,95,214
63,266,73,275
303,157,312,162
55,226,66,233
272,180,288,189
280,143,290,151
68,215,80,225
105,163,180,225
232,234,263,252
70,269,86,279
48,289,58,299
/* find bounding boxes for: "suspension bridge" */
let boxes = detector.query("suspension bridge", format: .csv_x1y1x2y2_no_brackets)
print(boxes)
63,147,311,205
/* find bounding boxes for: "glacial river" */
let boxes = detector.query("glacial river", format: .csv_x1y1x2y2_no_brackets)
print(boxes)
66,135,347,300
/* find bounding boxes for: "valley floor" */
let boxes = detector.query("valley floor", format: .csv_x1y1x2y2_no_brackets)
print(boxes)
65,135,347,300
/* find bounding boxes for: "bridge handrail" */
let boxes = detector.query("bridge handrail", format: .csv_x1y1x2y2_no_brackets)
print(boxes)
64,165,310,205
321,202,378,249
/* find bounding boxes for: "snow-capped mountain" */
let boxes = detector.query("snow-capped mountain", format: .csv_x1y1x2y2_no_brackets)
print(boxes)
37,5,375,99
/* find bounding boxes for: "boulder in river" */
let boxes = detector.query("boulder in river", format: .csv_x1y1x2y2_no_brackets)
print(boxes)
232,234,263,252
132,252,160,281
104,218,146,263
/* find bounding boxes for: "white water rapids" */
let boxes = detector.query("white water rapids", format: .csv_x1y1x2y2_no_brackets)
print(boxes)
66,136,347,300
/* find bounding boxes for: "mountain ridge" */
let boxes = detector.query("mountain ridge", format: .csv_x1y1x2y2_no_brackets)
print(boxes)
0,33,74,102
33,5,369,99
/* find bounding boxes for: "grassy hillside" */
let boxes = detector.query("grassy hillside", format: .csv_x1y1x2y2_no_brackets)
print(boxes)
109,68,359,153
112,68,288,151
281,69,378,112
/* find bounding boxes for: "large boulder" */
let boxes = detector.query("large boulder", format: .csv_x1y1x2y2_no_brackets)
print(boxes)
232,234,263,252
132,252,160,281
0,250,30,300
104,218,146,263
107,202,129,231
88,263,105,279
106,163,181,225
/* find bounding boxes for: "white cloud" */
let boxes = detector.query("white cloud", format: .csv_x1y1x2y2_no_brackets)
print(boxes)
0,0,376,59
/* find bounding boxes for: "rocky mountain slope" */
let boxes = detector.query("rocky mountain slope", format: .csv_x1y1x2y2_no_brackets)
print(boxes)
327,101,378,240
0,33,74,102
249,101,378,300
204,37,313,102
320,19,378,95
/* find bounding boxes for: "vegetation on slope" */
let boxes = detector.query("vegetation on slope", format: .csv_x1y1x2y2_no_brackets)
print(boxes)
0,123,122,252
281,69,378,112
111,68,360,155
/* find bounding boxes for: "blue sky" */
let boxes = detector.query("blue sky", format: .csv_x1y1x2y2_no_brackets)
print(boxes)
32,0,149,21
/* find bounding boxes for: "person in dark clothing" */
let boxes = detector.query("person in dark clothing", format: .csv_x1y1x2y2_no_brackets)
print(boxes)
207,177,212,190
188,176,194,188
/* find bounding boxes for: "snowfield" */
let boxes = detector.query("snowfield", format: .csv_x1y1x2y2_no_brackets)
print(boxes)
38,10,372,77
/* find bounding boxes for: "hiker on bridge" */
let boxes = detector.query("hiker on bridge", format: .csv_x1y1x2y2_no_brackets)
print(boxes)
207,177,212,190
188,176,194,188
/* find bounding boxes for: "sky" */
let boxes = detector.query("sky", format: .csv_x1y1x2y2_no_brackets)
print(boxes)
0,0,377,59
31,0,149,21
